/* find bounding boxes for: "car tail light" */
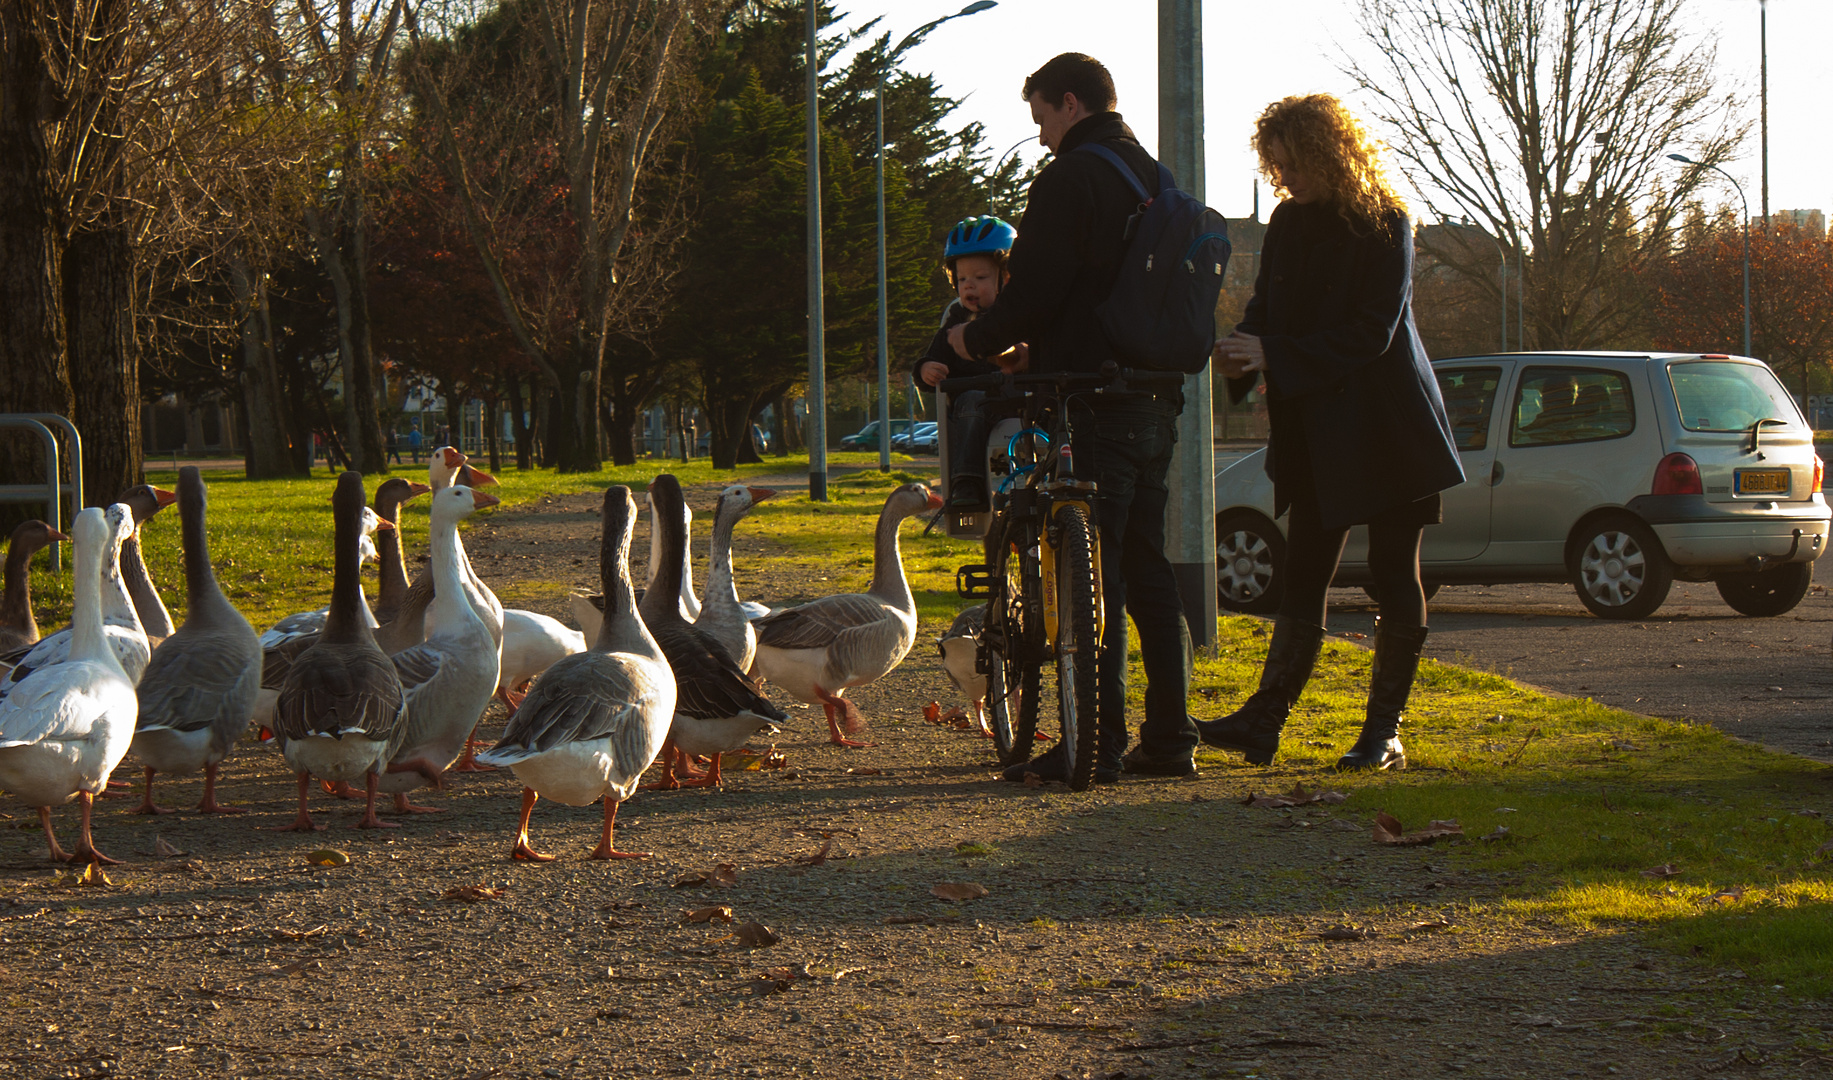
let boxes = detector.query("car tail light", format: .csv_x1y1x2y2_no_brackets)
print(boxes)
1652,452,1703,495
1816,455,1825,493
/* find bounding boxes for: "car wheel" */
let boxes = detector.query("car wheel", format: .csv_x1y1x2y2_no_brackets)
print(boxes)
1361,582,1442,607
1216,510,1284,615
1570,515,1673,620
1714,562,1812,617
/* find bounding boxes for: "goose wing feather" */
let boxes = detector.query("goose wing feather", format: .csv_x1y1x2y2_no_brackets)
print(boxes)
753,594,892,651
275,645,406,745
0,661,135,748
488,653,666,757
136,630,262,736
658,621,788,723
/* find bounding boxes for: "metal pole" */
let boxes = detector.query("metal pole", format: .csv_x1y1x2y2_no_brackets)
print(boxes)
876,66,891,472
1158,0,1217,651
1760,0,1768,226
1742,214,1753,357
804,0,827,501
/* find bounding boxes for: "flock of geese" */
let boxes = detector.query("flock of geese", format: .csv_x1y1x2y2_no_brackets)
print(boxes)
0,449,965,864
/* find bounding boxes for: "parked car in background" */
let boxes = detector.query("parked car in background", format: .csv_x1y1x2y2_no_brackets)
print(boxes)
893,422,939,454
1214,352,1829,619
840,419,916,451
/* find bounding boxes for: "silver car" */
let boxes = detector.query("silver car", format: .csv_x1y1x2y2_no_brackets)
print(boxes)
1214,351,1830,619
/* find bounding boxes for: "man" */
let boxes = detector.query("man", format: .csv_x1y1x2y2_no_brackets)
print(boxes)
948,52,1197,781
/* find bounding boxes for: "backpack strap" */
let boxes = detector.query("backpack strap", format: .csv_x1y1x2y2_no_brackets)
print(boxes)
1077,142,1160,203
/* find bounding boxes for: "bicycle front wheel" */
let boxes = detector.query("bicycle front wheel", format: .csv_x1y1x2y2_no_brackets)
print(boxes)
1053,503,1101,791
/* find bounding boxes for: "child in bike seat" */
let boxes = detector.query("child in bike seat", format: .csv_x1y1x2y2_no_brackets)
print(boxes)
914,215,1030,511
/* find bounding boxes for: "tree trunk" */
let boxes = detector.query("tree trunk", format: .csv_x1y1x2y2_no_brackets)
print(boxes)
229,254,304,478
539,389,559,467
305,202,387,473
64,222,142,504
504,375,532,470
706,387,762,471
771,396,790,457
550,360,602,473
0,10,72,510
484,395,501,474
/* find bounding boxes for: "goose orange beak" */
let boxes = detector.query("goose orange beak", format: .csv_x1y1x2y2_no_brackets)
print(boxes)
441,447,465,468
747,487,778,503
375,517,396,532
47,529,70,542
459,464,497,487
925,491,945,510
471,490,500,510
406,482,432,498
151,487,178,509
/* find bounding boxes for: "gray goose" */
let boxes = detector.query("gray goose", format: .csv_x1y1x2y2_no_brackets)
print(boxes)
751,482,942,746
694,484,776,672
0,520,68,654
115,484,179,643
271,472,411,831
371,477,433,625
2,504,149,689
130,467,263,814
937,604,992,736
476,486,674,861
639,475,788,790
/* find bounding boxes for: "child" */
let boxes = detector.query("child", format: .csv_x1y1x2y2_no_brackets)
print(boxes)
914,215,1028,511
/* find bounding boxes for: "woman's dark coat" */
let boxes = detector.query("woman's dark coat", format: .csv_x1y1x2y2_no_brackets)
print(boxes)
1228,199,1465,532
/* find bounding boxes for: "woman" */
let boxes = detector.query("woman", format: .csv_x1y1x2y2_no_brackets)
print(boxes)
1202,94,1463,771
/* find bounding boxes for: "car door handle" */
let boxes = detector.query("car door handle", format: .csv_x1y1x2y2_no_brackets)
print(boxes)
1490,461,1505,486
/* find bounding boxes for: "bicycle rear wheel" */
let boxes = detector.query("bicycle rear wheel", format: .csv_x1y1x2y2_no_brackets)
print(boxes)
1053,504,1101,791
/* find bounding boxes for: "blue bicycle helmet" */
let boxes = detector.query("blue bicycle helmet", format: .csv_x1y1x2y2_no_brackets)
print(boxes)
944,215,1016,260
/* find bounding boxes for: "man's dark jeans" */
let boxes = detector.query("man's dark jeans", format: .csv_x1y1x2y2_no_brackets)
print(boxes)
1069,397,1196,762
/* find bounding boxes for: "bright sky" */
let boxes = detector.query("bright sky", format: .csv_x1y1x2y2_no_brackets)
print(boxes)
853,0,1831,224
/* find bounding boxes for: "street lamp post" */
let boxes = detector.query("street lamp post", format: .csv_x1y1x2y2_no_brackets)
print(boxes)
1453,216,1507,352
875,2,997,473
1668,153,1752,357
805,0,827,501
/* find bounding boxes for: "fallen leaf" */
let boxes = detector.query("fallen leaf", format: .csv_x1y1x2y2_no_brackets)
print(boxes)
682,905,734,925
1641,863,1681,878
441,885,505,903
1316,926,1368,941
793,839,833,867
845,767,884,776
673,864,738,888
1481,825,1510,842
1372,812,1463,846
55,863,113,888
1518,1014,1561,1028
153,836,185,858
1704,887,1746,905
931,882,988,902
922,701,942,723
748,975,794,997
763,963,810,982
1403,919,1453,932
271,924,328,941
729,921,779,947
304,849,350,867
1342,630,1368,639
1242,783,1349,809
1021,772,1044,788
923,1034,962,1045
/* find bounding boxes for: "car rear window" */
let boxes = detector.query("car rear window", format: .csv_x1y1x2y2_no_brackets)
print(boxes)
1510,368,1635,446
1435,367,1501,451
1668,361,1805,433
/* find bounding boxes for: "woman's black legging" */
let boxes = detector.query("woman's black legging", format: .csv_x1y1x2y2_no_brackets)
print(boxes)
1277,491,1427,630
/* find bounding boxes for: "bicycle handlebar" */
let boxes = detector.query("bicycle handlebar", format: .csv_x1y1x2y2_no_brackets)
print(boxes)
937,364,1187,398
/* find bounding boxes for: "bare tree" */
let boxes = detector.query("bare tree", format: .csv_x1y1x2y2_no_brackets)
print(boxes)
405,0,701,473
1349,0,1744,349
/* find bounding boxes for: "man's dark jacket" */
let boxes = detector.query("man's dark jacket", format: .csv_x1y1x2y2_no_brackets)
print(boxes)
961,113,1158,375
1229,198,1464,532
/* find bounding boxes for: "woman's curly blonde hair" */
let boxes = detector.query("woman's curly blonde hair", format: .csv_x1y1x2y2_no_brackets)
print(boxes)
1252,94,1406,232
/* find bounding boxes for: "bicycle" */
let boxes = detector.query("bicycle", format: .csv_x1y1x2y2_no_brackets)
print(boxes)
938,365,1186,791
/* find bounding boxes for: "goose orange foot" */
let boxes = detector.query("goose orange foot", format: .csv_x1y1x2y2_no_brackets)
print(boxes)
587,798,649,860
816,686,874,748
451,724,496,771
351,773,399,829
132,767,176,815
195,764,246,814
510,787,556,861
269,774,326,831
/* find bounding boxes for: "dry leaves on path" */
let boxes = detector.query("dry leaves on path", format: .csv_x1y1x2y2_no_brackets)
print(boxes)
1642,863,1681,878
153,836,185,858
54,864,112,888
1242,784,1347,809
673,864,737,888
442,886,505,903
271,925,328,941
793,839,833,867
682,905,734,925
1372,812,1463,846
725,921,779,947
1315,926,1369,941
931,882,988,901
303,849,350,868
748,963,808,996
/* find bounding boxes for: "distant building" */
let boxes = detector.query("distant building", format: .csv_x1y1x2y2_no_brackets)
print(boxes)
1769,209,1825,236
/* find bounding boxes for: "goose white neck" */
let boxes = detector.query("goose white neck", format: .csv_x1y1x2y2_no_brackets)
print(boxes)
705,501,741,608
68,522,124,675
101,532,146,637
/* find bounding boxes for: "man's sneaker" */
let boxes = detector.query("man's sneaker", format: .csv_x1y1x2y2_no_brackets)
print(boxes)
948,477,989,512
1001,741,1068,783
1120,744,1197,778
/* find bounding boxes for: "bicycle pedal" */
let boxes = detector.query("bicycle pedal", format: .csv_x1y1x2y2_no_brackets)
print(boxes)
956,564,995,599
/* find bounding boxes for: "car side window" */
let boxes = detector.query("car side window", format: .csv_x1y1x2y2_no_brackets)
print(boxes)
1434,367,1502,451
1510,367,1635,447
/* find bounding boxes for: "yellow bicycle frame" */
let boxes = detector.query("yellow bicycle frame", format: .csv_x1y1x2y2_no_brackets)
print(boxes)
1041,498,1103,650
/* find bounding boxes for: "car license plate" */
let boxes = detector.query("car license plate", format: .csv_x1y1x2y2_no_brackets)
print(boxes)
1734,469,1790,495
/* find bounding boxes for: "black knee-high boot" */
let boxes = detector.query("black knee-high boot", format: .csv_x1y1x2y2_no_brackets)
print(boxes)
1336,622,1428,771
1195,619,1325,765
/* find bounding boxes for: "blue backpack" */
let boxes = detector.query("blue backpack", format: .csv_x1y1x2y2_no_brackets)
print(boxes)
1078,143,1231,375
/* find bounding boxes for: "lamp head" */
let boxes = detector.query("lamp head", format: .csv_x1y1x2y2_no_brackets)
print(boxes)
959,1,997,13
1666,152,1695,164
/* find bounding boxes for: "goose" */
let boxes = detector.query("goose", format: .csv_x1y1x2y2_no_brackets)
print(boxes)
115,484,179,644
424,447,507,772
752,482,942,747
0,520,68,653
2,503,151,690
271,472,411,831
130,467,263,815
0,507,138,864
258,505,391,648
496,611,586,713
695,484,776,672
937,605,992,737
639,475,789,790
373,483,503,814
370,478,433,625
569,492,701,644
476,486,674,860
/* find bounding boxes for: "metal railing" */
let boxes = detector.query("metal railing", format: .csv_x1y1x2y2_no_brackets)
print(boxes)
0,413,83,571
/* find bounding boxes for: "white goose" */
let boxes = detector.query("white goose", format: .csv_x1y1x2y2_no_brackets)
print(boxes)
640,474,789,790
3,503,151,690
937,604,992,737
374,483,503,814
752,483,941,747
271,472,410,831
130,467,264,814
425,448,510,771
0,507,138,864
694,484,775,672
476,486,674,861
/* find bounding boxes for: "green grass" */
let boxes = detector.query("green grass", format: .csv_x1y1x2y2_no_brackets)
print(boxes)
16,453,1833,995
